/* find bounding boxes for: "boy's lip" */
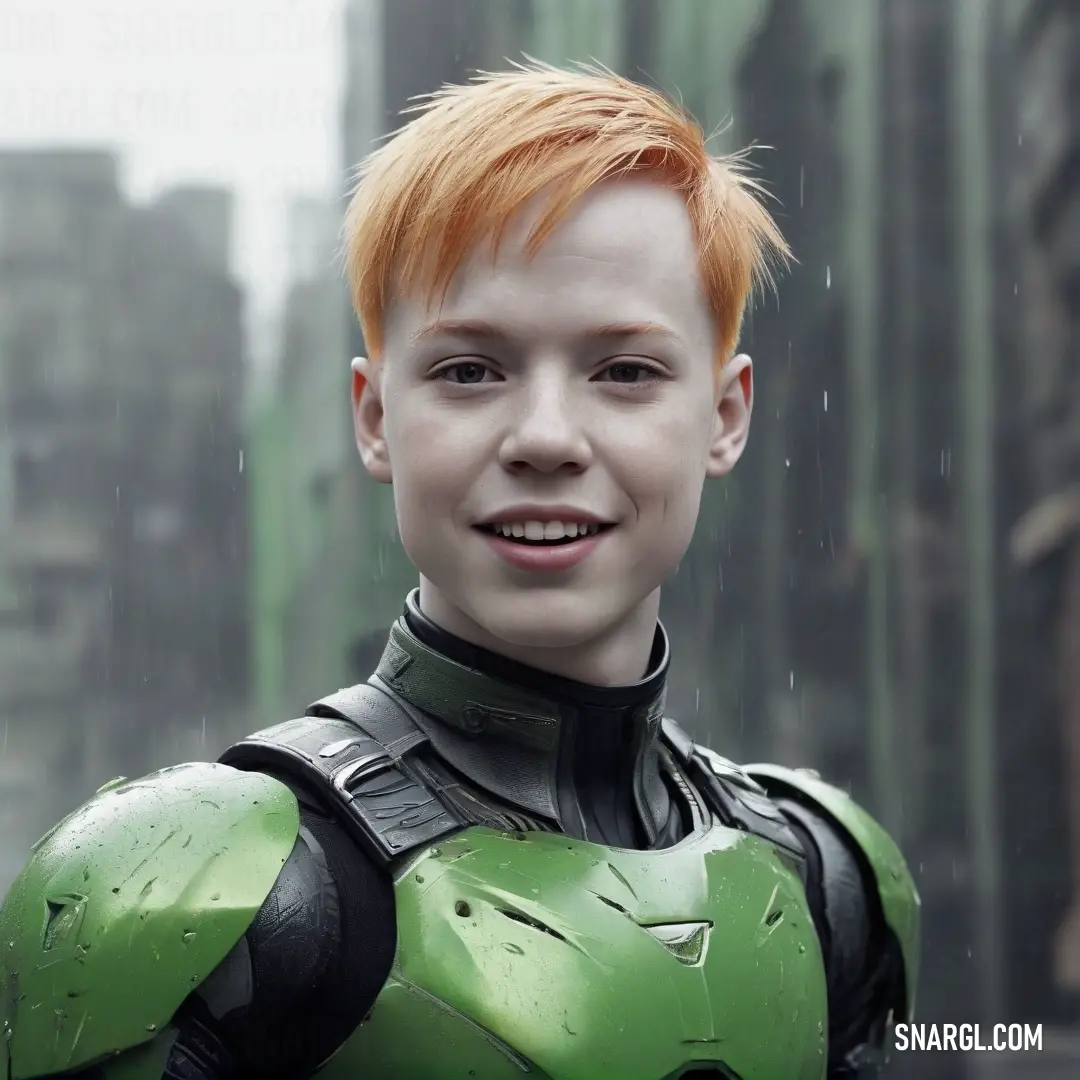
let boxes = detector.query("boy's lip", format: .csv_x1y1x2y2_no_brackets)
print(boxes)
478,526,611,572
474,505,615,526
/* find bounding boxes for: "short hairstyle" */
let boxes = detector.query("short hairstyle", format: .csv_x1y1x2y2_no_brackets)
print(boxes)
343,61,790,364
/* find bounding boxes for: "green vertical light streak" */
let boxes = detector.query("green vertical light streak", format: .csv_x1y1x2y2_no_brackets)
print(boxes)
843,0,898,834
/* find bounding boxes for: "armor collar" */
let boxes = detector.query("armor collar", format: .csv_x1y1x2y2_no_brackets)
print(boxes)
371,590,674,848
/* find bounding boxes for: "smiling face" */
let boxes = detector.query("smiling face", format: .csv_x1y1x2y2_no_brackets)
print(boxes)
353,179,754,673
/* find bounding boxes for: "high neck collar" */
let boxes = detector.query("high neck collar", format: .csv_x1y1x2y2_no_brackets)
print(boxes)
371,590,676,847
402,589,670,716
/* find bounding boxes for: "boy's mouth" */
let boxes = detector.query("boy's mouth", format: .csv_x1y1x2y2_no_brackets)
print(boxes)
474,522,615,546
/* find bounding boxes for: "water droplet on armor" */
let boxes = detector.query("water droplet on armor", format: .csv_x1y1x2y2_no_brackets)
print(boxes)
415,875,424,884
182,931,196,944
503,942,524,955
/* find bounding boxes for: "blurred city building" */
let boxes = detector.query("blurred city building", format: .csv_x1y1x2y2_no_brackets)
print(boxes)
0,150,247,883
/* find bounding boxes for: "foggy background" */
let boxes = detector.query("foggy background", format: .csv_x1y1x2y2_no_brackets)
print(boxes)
1,1,1078,1077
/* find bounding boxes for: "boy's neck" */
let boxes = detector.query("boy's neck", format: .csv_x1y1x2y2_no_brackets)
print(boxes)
415,577,662,687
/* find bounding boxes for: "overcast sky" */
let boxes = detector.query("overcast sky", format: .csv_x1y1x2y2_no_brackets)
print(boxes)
0,0,344,364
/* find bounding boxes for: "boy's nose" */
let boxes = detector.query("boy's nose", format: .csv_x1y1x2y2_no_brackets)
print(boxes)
497,379,593,475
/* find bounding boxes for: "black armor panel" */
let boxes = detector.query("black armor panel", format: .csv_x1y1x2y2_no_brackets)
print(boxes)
220,684,466,868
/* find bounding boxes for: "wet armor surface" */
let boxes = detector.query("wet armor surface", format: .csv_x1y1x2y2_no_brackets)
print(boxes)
0,591,918,1079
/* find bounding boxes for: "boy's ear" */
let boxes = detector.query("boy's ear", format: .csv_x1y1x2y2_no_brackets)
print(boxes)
351,356,392,483
706,353,754,478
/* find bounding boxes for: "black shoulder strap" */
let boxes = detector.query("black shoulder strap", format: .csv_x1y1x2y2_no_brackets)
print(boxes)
220,681,467,869
660,718,806,862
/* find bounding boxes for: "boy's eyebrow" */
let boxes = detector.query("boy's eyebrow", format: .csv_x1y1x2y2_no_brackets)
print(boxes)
409,319,682,345
409,319,509,345
591,322,682,343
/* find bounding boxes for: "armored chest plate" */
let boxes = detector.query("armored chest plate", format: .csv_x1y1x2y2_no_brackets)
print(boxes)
321,821,828,1080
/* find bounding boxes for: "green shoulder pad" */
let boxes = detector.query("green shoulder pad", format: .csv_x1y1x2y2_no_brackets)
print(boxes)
0,762,299,1078
744,763,921,1021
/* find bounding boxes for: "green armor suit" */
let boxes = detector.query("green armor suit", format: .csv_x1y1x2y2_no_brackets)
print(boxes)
0,595,919,1079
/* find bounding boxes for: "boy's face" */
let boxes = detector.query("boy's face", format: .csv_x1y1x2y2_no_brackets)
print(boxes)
353,178,753,657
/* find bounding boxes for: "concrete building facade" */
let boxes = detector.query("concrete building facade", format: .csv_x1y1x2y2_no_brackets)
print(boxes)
0,150,248,889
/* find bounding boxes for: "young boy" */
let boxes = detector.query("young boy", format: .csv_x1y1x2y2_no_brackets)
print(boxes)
0,65,918,1079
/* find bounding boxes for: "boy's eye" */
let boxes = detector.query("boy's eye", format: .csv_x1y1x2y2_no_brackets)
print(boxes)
595,361,662,384
439,361,492,384
606,363,646,383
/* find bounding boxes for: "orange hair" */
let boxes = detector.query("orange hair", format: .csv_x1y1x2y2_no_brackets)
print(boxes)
343,61,790,364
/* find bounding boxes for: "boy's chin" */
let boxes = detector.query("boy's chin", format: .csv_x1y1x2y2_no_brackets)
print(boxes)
482,616,597,652
467,590,636,652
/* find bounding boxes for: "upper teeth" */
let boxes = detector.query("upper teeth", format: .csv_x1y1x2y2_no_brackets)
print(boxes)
492,521,601,540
